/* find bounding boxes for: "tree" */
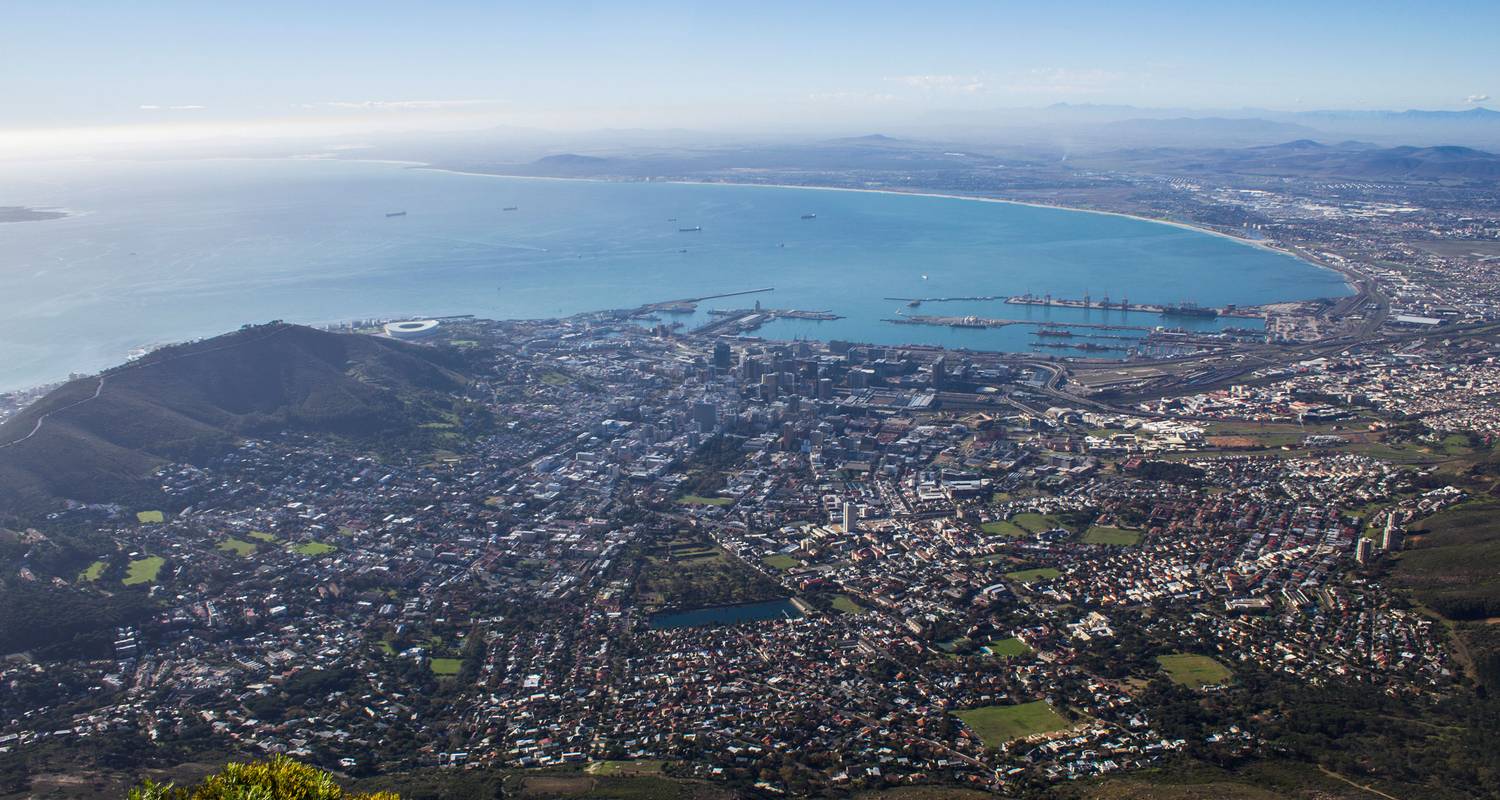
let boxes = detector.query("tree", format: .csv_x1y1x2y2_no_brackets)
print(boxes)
128,755,398,800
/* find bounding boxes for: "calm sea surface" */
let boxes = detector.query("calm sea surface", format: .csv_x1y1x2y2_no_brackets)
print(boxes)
0,158,1350,391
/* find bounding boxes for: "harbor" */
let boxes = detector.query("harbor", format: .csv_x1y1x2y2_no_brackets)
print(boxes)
1005,293,1262,319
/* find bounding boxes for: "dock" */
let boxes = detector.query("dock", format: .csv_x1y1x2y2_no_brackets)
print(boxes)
1005,294,1261,319
695,308,843,337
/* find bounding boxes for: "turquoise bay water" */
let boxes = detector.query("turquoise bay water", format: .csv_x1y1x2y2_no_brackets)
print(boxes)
0,158,1350,391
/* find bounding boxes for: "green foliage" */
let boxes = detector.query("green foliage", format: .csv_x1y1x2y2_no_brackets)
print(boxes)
633,534,783,610
129,755,399,800
1393,499,1500,620
1130,460,1206,485
0,325,471,517
0,580,152,657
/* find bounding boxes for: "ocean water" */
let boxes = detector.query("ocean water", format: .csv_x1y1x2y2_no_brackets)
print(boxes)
0,158,1350,391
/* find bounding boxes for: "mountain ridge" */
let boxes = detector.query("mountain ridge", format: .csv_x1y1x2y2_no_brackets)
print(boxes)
0,324,469,517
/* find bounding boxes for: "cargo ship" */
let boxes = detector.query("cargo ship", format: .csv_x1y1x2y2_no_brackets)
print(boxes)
801,213,817,219
503,206,518,211
385,211,407,218
679,226,702,232
1160,302,1218,318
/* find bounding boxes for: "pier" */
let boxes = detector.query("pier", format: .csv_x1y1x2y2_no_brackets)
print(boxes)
1005,294,1261,319
695,307,842,337
883,295,1003,304
638,287,775,314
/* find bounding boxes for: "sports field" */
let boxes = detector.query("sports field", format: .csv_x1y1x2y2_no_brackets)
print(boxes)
762,554,801,570
953,700,1070,746
123,556,165,586
981,519,1028,537
217,538,257,557
1157,653,1232,686
984,637,1030,657
678,494,732,506
1006,567,1061,583
1082,527,1142,546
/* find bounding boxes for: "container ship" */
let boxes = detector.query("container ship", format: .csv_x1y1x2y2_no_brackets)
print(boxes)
1160,302,1218,318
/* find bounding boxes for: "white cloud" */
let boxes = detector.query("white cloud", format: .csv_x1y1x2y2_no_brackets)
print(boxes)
1467,93,1491,104
318,99,504,111
139,104,206,111
886,74,987,95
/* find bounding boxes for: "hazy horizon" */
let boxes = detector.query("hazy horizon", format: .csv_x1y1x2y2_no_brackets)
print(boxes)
3,1,1496,158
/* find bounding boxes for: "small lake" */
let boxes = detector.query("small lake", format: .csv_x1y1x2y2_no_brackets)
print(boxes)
649,598,804,630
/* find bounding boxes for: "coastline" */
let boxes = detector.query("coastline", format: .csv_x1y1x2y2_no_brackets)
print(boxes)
1,158,1354,393
408,164,1356,291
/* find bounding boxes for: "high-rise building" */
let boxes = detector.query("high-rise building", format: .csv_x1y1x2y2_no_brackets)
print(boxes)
692,401,717,432
842,501,856,532
1381,517,1404,552
713,341,732,370
1355,537,1375,565
817,377,833,401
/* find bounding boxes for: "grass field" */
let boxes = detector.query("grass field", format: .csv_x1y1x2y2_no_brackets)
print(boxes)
985,637,1030,657
586,760,665,777
217,538,257,557
831,594,864,614
247,531,277,542
78,560,107,582
762,554,801,570
1006,567,1061,584
539,370,573,386
1157,653,1232,687
136,510,165,524
429,657,462,676
123,556,165,586
981,519,1029,537
1082,526,1142,546
291,541,336,556
677,494,733,506
1012,512,1066,533
953,700,1070,746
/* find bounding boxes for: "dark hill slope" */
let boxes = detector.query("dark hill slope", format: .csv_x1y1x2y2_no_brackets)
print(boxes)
0,324,467,515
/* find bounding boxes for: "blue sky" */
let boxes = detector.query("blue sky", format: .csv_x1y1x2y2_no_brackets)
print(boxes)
1,0,1495,135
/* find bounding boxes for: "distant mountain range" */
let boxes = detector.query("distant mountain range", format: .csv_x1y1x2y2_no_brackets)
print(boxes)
442,131,1500,185
0,325,468,517
1092,139,1500,181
